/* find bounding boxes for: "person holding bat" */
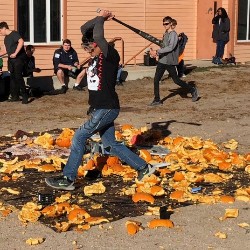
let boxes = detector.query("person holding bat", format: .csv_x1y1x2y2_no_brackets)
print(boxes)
149,16,199,106
45,9,167,191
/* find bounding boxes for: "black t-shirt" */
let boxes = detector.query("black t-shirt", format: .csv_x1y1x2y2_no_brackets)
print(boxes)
53,47,79,69
87,45,120,109
4,31,26,57
23,55,35,77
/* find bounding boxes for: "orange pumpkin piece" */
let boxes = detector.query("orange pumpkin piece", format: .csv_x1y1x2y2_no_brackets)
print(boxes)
148,219,174,229
38,164,56,172
55,202,71,214
68,208,90,223
55,128,74,148
244,153,250,162
107,156,120,166
2,175,11,181
1,209,12,217
55,222,71,232
139,149,152,162
218,161,232,171
231,153,245,167
173,171,185,181
173,137,185,146
84,159,96,170
111,163,125,174
75,224,91,231
85,216,109,225
33,133,54,149
125,220,142,235
170,190,185,200
41,205,57,217
219,195,235,203
158,168,172,177
115,131,123,140
56,137,71,148
150,186,165,196
132,192,155,204
121,124,133,131
163,137,173,144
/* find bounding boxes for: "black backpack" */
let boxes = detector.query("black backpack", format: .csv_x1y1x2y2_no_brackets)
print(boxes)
178,33,188,55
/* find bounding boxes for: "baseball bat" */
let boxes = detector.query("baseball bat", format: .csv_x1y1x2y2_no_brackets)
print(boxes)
112,17,163,47
96,8,163,47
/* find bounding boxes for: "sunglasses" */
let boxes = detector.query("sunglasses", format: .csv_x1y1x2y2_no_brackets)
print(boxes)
81,43,94,52
163,22,170,26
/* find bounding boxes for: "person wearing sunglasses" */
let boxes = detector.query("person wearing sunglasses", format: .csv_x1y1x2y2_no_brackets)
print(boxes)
149,16,199,106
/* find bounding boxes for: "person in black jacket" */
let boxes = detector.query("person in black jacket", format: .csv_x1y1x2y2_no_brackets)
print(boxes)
45,9,167,191
53,39,85,93
212,7,230,63
23,45,41,77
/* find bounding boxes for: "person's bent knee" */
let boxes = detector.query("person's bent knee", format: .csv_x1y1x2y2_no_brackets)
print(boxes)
56,68,64,76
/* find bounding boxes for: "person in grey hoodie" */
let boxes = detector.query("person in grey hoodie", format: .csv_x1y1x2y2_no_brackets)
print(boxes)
149,16,199,106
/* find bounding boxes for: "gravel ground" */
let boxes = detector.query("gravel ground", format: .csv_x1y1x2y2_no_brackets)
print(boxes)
0,65,249,249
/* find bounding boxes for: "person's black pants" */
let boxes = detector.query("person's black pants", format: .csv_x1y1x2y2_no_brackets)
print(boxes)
8,57,26,99
153,62,193,101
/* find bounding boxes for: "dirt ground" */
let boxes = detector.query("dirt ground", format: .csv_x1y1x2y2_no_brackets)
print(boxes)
0,65,250,249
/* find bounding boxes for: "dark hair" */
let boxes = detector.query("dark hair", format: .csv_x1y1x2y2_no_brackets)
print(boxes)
217,7,228,19
171,19,177,26
62,39,71,45
26,45,34,52
0,21,9,29
81,29,94,46
163,16,172,23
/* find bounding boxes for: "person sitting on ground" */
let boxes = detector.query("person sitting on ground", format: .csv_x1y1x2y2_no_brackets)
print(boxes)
23,45,41,77
116,63,123,85
53,39,85,93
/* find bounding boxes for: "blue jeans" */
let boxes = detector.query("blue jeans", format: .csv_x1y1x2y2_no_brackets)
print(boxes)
63,108,147,181
216,40,226,58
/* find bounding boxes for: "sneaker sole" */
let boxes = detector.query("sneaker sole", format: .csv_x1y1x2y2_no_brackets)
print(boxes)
138,165,157,182
152,162,171,168
138,162,170,181
45,178,75,191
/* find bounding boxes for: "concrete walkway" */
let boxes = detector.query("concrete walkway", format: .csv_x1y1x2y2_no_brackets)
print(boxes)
124,59,215,81
25,59,215,91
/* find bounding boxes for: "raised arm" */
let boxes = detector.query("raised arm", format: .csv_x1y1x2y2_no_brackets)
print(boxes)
81,9,114,57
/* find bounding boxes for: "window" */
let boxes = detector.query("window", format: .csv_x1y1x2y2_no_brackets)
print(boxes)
238,0,250,41
17,0,63,44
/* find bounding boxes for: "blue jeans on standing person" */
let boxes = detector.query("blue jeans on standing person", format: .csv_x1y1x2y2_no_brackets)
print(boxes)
153,62,193,101
63,108,147,181
216,40,226,58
